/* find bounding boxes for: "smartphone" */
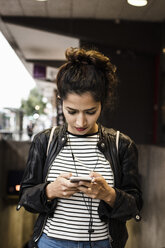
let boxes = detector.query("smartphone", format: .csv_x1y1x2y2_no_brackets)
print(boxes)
70,176,92,183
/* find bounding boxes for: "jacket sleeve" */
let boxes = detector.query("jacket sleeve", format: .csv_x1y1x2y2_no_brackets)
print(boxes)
17,132,57,214
99,135,143,222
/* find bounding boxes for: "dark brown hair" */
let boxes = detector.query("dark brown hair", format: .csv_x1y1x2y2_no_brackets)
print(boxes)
56,47,118,110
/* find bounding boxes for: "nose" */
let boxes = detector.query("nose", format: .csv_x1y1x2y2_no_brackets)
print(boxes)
76,113,87,127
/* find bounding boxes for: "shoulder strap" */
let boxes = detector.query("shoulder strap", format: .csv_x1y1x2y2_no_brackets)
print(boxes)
116,130,120,154
46,126,56,156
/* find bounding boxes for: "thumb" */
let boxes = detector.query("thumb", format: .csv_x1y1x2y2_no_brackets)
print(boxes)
93,176,103,184
90,171,101,178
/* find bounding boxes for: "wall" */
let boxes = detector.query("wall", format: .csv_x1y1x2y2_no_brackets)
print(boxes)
0,140,37,248
0,204,37,248
81,41,155,144
126,145,165,248
108,51,155,144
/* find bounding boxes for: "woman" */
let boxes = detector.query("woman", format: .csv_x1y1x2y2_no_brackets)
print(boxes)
17,48,142,248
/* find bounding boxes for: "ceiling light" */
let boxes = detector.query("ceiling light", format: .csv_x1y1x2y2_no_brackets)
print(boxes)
35,0,47,2
127,0,148,7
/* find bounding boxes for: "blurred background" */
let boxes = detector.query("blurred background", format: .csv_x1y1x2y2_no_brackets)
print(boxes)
0,0,165,247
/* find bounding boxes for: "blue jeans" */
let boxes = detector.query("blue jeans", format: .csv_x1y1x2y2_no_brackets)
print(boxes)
37,233,112,248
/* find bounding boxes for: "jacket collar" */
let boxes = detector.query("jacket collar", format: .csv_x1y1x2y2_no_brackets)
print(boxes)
97,123,107,152
58,122,68,146
59,122,107,152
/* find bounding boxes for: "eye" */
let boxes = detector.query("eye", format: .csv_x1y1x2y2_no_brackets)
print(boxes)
68,110,77,115
86,111,96,115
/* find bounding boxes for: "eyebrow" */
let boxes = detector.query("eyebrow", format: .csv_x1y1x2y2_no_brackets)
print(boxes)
66,107,97,111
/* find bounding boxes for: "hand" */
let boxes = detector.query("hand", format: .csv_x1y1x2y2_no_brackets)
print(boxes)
46,173,79,200
78,172,116,207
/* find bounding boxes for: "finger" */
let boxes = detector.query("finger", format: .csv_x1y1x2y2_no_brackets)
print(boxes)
78,186,89,193
87,187,92,193
65,186,79,190
78,181,91,187
60,172,72,179
93,176,103,183
90,171,101,178
65,180,79,188
78,186,94,196
68,182,79,188
62,189,79,198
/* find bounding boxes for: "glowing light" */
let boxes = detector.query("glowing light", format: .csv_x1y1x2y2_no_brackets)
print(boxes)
127,0,148,7
15,185,20,191
33,113,39,119
35,105,40,111
42,97,48,103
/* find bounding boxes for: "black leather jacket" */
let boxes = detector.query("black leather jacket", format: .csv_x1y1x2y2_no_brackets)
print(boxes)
17,124,142,248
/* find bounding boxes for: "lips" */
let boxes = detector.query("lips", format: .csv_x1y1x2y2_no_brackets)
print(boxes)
75,127,87,132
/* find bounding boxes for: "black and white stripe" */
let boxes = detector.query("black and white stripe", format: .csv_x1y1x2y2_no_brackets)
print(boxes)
44,132,114,241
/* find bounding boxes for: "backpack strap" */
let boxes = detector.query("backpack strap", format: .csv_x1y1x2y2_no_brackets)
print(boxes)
46,126,56,156
116,130,120,154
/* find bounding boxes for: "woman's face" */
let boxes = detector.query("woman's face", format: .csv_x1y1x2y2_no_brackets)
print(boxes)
63,92,101,135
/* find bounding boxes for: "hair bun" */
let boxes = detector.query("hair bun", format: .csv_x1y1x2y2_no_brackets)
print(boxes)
65,47,116,73
65,47,90,64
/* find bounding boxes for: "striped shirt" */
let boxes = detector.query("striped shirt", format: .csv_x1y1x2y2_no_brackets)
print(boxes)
43,132,114,241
